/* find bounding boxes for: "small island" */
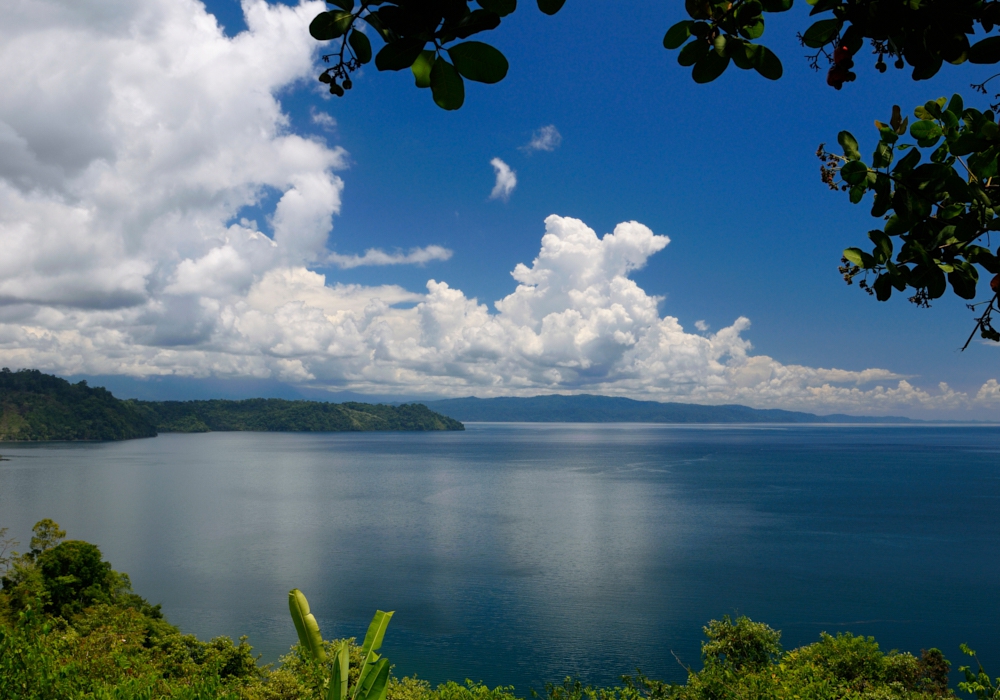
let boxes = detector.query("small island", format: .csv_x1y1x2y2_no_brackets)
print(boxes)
0,369,463,441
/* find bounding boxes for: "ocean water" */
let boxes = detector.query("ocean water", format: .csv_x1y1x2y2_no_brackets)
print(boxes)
0,423,997,691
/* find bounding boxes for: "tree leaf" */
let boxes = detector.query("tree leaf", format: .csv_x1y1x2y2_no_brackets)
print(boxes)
411,50,435,88
375,38,426,71
801,19,841,49
349,30,372,64
969,36,1000,64
678,40,710,66
327,643,350,700
752,45,782,79
356,658,391,700
909,121,942,140
840,160,869,186
692,50,730,83
310,11,354,41
288,589,326,663
838,131,860,161
454,10,502,39
328,0,354,11
430,58,465,110
760,0,792,11
537,0,566,15
843,248,865,266
449,41,509,83
664,21,694,50
873,274,893,301
477,0,516,17
354,610,395,700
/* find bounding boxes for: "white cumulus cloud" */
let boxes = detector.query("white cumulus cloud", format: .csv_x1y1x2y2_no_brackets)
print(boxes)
489,157,517,201
327,245,453,269
0,0,996,419
522,124,562,153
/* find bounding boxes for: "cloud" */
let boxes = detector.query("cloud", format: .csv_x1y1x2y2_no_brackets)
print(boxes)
327,245,453,269
0,0,996,418
310,108,337,130
694,320,710,332
522,124,562,153
489,157,517,201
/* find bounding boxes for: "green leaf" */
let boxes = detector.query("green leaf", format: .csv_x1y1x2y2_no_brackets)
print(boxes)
909,120,942,140
537,0,566,15
872,141,893,168
843,248,865,266
356,658,391,700
430,58,465,110
375,38,426,71
946,94,964,117
310,11,354,41
449,41,509,83
678,39,710,66
664,21,694,49
801,19,840,48
752,45,782,79
730,39,753,69
849,183,865,203
477,0,516,17
328,0,354,10
884,214,911,236
741,18,765,40
840,160,869,186
692,50,730,83
288,589,326,663
838,130,860,161
411,50,434,88
327,643,350,700
969,37,1000,64
760,0,792,11
354,611,395,700
349,30,372,64
873,274,893,300
893,147,920,173
868,229,893,263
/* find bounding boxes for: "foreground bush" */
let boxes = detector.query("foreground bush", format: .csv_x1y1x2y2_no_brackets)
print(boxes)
0,520,992,699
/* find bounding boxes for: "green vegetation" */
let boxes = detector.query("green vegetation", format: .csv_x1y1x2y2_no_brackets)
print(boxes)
135,399,464,433
0,369,157,441
0,369,463,441
3,520,996,700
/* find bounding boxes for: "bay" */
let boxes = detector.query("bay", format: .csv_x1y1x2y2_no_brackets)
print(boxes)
1,423,998,691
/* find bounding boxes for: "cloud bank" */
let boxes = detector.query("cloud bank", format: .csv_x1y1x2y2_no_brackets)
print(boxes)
0,0,996,417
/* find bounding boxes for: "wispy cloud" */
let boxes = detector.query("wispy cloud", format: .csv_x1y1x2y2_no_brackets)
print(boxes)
327,245,453,269
489,158,517,201
310,108,337,131
522,124,562,153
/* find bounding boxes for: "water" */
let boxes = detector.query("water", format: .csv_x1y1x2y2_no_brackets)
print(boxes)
0,423,998,691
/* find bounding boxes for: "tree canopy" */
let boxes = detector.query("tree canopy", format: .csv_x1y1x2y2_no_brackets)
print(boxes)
306,0,1000,346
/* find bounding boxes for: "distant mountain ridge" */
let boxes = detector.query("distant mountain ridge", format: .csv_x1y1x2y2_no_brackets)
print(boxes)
423,394,917,424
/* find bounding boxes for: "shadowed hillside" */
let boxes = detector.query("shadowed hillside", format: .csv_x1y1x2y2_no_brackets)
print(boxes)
0,368,157,441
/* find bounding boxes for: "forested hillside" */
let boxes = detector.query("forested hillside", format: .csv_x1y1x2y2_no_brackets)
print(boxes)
0,369,463,441
0,369,157,441
136,399,464,433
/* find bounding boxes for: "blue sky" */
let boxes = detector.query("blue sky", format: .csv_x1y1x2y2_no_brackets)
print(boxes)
3,0,999,417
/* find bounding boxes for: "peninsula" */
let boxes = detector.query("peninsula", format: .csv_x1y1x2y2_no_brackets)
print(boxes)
0,369,463,441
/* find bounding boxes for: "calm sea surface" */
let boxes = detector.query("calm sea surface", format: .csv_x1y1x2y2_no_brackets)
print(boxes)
1,424,998,690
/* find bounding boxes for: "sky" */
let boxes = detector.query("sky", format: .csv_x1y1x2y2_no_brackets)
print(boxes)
2,0,1000,418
